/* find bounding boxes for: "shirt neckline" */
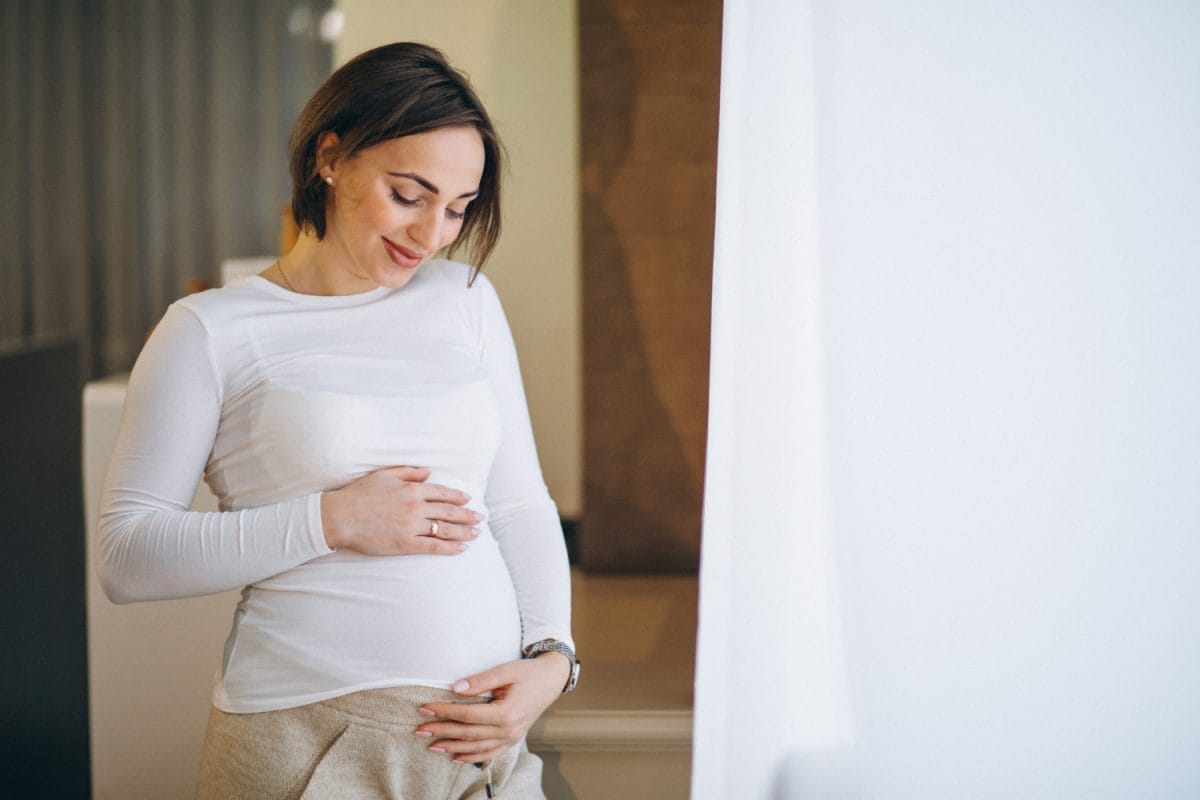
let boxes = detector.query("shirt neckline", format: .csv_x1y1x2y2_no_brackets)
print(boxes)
237,275,394,307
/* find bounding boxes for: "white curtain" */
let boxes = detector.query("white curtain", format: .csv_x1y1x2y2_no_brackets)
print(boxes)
0,0,332,376
693,2,1200,798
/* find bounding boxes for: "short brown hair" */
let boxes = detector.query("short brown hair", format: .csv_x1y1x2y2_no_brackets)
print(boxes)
289,43,503,274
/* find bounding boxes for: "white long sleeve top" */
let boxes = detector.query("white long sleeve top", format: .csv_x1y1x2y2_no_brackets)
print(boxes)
97,261,572,713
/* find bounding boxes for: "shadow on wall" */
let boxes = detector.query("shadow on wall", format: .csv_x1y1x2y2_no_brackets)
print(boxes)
582,200,702,572
539,751,580,800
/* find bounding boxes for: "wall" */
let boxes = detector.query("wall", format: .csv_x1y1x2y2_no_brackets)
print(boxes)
334,0,582,516
694,1,1200,798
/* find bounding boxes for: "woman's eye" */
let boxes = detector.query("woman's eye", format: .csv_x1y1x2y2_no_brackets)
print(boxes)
391,191,418,207
445,208,466,222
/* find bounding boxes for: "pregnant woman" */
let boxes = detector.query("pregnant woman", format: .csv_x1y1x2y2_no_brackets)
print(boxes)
97,42,577,799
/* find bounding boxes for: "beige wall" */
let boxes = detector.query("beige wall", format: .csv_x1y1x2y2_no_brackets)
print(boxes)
335,1,582,516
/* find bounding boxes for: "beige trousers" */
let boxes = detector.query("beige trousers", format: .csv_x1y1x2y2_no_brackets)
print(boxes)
196,686,545,800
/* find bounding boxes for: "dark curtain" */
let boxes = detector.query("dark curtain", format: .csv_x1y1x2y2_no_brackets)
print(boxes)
0,0,333,378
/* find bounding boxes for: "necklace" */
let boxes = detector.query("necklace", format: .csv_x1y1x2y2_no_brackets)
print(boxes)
276,261,298,292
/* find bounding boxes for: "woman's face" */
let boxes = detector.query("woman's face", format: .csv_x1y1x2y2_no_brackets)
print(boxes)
320,126,485,290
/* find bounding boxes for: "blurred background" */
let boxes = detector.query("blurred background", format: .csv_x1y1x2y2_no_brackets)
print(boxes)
2,1,714,797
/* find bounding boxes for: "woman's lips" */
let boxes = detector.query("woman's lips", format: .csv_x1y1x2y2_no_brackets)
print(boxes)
382,237,424,269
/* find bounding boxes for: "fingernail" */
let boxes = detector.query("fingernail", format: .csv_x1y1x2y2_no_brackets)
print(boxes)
472,512,483,523
457,543,469,552
452,679,470,693
414,730,432,738
469,528,480,538
419,707,436,717
462,493,472,502
429,746,446,753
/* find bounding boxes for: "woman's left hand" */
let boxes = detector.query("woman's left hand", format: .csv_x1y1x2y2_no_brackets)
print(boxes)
415,653,571,763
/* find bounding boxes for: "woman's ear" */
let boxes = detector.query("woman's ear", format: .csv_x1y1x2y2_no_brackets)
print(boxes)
316,131,341,177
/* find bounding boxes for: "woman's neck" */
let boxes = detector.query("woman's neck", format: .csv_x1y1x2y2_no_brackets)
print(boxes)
265,231,379,296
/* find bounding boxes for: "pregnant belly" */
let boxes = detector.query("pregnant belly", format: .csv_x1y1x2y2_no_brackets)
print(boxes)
219,540,522,706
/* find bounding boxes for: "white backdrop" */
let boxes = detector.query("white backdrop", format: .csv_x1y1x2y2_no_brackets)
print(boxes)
693,2,1200,798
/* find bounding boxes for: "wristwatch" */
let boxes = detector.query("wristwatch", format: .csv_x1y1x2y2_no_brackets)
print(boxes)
523,638,580,694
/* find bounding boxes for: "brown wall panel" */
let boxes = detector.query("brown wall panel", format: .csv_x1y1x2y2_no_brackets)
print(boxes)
580,0,722,572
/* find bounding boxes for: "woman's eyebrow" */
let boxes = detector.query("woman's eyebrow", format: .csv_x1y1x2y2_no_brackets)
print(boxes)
388,171,479,199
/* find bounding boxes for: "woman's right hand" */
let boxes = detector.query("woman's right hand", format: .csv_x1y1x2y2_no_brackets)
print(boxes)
319,466,481,555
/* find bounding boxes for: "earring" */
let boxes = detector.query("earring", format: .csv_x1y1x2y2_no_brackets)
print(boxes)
324,176,334,186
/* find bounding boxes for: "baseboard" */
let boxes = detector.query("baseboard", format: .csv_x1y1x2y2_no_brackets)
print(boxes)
529,709,693,753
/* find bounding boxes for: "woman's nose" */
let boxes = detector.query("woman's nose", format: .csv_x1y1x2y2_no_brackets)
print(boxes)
408,210,442,253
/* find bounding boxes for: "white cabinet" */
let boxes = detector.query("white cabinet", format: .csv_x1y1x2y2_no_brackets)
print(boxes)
83,375,240,800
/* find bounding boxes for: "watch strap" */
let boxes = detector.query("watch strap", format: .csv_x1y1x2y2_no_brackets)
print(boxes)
523,638,580,693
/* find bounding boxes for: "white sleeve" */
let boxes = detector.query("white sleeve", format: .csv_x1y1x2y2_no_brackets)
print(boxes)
476,279,574,651
96,303,334,604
